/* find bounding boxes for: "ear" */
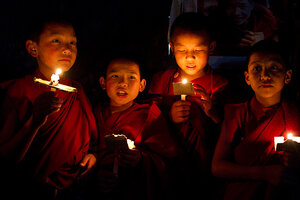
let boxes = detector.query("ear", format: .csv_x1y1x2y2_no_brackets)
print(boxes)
26,40,38,57
208,40,216,54
244,71,251,85
169,42,174,54
139,79,146,92
99,77,106,90
284,69,292,84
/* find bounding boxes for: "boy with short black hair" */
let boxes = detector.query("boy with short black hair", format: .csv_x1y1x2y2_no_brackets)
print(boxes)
0,16,97,199
212,40,300,200
149,12,229,199
91,57,178,200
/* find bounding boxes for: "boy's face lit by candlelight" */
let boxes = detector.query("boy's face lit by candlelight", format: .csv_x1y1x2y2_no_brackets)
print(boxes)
26,23,77,79
100,59,146,109
170,28,215,80
245,52,292,105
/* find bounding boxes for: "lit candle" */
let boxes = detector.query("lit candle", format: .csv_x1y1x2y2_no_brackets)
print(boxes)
172,78,195,101
50,68,62,86
274,132,300,151
127,139,136,150
287,133,300,143
274,136,284,151
34,68,77,93
181,79,187,100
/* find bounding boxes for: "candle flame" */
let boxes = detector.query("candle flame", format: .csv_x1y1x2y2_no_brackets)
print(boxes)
182,79,187,84
287,133,293,140
56,68,62,75
127,139,136,150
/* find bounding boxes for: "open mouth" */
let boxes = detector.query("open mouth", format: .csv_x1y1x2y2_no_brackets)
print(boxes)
117,90,128,97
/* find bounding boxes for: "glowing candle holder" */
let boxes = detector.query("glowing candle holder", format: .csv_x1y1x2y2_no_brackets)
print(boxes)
34,68,77,92
275,133,300,152
173,79,195,101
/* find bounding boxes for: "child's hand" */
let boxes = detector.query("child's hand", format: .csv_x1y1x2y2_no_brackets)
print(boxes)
32,91,62,126
170,100,191,123
96,169,118,193
191,84,220,123
119,149,142,168
238,31,255,47
79,153,97,176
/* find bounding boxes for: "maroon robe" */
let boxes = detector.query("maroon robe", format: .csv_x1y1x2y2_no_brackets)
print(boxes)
0,70,97,191
149,66,229,199
222,97,300,200
93,101,178,200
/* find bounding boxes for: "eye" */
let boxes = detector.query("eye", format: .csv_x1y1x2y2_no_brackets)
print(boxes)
111,74,118,78
129,75,136,80
52,39,60,43
270,65,283,72
177,49,186,53
194,49,205,53
253,65,262,72
70,41,77,46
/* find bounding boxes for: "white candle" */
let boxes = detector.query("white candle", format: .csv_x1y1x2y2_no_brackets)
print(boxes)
181,79,187,101
274,136,284,151
287,133,300,143
274,132,300,151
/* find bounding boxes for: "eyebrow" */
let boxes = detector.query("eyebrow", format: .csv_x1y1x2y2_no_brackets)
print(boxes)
174,42,207,47
108,70,138,75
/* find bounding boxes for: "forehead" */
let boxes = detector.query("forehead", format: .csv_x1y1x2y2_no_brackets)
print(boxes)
249,52,284,64
107,59,140,74
41,23,76,38
172,28,210,44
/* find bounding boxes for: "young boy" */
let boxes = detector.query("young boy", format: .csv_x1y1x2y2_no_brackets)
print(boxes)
149,12,229,199
212,40,300,200
91,57,178,200
0,17,97,199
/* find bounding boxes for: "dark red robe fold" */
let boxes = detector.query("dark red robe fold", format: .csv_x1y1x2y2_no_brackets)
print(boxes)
222,97,300,200
93,102,178,200
0,70,97,191
149,66,229,199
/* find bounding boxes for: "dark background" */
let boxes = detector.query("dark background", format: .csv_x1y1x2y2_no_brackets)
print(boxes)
0,0,299,105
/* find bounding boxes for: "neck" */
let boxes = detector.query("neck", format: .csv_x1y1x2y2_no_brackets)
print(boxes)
109,101,134,114
255,93,281,108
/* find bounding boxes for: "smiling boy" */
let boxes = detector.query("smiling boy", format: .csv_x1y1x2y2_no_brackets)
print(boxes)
149,12,229,199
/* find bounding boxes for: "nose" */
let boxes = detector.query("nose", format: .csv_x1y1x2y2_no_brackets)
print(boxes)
186,51,195,60
260,68,271,81
62,44,72,55
118,76,128,87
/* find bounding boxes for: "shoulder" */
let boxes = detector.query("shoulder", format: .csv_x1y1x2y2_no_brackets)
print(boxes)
149,68,177,94
212,70,229,88
0,75,33,97
133,101,162,119
224,101,248,121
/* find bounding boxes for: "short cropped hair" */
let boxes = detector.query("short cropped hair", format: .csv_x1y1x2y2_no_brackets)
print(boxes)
246,40,291,70
169,12,215,42
26,15,75,43
101,53,146,80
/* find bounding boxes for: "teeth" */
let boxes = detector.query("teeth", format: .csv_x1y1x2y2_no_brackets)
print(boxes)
117,91,126,95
